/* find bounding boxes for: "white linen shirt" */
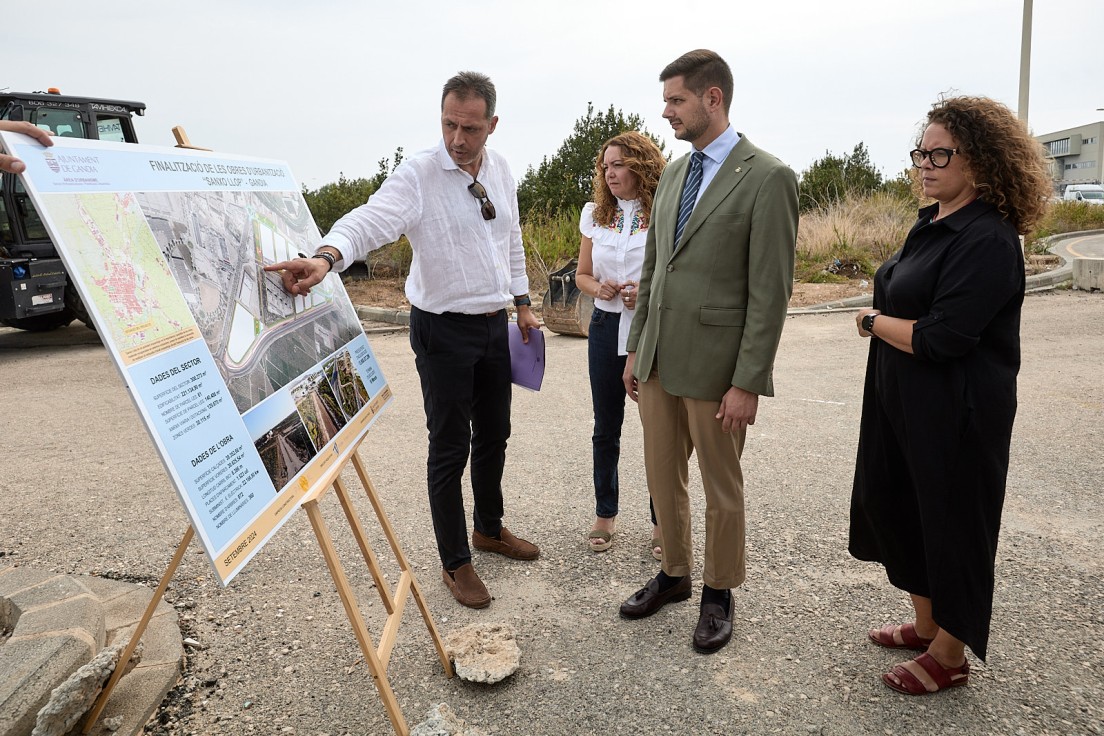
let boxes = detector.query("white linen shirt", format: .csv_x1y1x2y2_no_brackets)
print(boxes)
319,141,528,315
580,198,648,355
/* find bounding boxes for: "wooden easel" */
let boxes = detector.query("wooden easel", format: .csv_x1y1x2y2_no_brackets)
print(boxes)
171,126,211,151
83,444,453,736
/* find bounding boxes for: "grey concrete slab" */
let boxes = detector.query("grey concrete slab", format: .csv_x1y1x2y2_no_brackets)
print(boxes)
0,567,66,598
82,662,180,736
7,595,105,648
7,575,93,616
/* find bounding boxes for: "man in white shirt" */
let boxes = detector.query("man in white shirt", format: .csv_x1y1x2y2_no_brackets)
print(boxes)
267,72,541,609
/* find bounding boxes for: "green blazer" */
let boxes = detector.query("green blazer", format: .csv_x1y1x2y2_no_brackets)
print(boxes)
626,135,798,400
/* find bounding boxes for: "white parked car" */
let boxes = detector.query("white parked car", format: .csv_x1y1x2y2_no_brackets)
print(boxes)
1062,184,1104,205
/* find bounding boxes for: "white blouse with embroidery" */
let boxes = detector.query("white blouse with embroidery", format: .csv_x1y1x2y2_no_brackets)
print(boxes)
579,198,648,355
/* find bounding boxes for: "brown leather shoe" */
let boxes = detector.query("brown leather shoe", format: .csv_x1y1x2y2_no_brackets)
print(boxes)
692,596,734,653
472,528,540,561
442,564,491,609
619,574,692,619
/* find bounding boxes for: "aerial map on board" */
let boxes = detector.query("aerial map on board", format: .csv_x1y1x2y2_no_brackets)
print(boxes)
136,190,364,413
1,131,392,584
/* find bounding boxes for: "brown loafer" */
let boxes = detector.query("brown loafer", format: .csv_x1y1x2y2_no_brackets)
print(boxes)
472,528,540,561
619,574,692,619
692,596,734,653
442,563,491,609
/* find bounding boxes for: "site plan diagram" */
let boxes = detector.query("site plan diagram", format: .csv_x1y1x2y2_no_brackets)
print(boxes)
2,131,392,583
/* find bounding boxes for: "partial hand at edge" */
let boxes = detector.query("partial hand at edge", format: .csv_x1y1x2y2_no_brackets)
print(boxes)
516,305,540,344
0,121,54,175
623,352,638,403
716,386,758,433
263,257,329,296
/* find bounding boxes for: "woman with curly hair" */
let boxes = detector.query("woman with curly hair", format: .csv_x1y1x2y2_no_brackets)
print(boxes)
575,131,666,555
850,96,1052,695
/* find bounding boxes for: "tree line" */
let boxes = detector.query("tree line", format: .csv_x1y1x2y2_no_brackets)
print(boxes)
301,105,913,256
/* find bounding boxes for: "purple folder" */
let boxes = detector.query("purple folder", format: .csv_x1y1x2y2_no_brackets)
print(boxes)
508,323,545,391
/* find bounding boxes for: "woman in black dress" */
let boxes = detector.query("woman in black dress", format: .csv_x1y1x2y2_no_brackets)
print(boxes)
850,96,1052,695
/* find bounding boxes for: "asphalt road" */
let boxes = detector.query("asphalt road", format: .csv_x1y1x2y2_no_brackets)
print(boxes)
1052,229,1104,260
0,290,1101,735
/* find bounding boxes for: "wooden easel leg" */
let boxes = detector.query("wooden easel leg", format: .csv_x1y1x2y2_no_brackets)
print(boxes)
350,452,453,678
303,499,409,736
82,526,195,734
334,475,395,614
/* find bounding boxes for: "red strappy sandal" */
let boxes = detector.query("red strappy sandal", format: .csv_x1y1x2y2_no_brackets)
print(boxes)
868,623,935,651
882,652,970,695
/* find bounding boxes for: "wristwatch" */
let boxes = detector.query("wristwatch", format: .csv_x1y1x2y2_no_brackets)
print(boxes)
311,251,337,272
514,295,532,307
861,313,878,335
299,250,336,272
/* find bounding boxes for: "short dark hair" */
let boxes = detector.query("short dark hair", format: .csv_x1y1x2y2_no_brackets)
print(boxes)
660,50,734,114
441,71,497,118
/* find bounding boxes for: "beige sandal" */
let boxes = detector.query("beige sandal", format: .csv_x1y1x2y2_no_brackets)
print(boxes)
650,537,663,561
588,528,613,552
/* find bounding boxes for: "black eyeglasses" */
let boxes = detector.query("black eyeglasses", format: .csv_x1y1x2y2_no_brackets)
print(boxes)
467,180,497,221
910,147,959,169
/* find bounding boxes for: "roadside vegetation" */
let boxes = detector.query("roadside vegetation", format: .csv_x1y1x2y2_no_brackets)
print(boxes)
302,121,1101,295
1025,200,1104,253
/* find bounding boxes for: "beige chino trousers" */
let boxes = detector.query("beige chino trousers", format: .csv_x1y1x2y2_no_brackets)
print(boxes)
639,372,747,590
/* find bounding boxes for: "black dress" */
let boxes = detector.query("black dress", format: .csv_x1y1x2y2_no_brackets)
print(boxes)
849,199,1024,661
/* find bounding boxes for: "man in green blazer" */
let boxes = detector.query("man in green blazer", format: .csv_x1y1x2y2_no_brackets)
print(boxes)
619,49,798,654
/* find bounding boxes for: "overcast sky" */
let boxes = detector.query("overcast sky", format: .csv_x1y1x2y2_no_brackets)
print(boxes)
6,1,1102,190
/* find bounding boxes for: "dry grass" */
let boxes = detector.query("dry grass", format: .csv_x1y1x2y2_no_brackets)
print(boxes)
338,190,1104,294
797,191,916,272
1025,200,1104,253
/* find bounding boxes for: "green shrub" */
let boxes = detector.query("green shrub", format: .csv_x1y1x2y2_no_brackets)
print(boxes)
516,104,664,219
798,143,886,212
522,207,581,293
1026,200,1104,253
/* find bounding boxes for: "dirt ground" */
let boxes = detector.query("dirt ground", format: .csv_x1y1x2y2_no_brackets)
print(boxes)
2,291,1100,736
341,276,870,311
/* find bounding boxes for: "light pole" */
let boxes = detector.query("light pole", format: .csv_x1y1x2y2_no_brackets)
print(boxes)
1019,0,1033,123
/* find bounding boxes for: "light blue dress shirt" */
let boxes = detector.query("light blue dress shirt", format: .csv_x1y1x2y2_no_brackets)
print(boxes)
691,125,741,208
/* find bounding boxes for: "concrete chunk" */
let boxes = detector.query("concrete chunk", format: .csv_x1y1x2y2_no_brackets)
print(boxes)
411,703,488,736
0,635,94,736
443,623,520,684
31,640,142,736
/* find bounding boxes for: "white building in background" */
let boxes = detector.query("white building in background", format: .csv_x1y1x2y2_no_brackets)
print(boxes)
1036,122,1104,193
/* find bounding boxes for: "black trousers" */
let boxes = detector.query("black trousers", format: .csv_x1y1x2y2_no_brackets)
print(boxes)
409,306,511,570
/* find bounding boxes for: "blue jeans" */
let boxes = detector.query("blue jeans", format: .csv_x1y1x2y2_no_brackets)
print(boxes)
588,308,656,524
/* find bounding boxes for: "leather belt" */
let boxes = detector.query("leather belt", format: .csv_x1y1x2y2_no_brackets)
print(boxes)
440,309,503,318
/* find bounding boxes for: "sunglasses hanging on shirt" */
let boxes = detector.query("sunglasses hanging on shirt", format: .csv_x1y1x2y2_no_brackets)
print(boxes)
467,179,497,221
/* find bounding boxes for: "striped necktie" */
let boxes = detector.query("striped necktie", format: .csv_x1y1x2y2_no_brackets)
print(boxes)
674,150,704,248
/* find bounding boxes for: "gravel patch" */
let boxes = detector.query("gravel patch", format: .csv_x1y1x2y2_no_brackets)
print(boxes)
0,290,1100,735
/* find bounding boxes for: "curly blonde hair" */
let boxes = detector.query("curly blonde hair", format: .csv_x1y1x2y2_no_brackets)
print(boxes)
591,131,666,228
921,96,1052,234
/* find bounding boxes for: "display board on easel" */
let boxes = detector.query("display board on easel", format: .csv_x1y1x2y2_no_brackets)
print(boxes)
0,130,390,583
3,129,454,735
